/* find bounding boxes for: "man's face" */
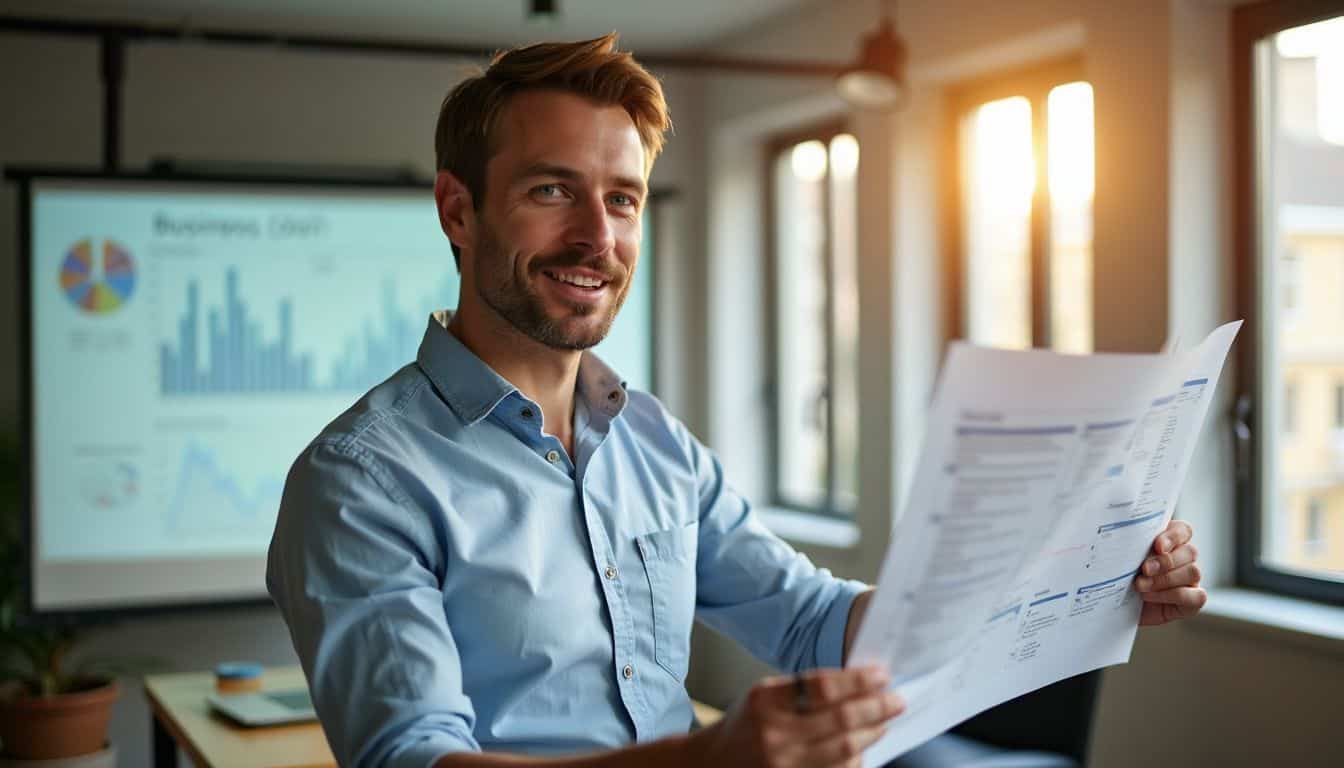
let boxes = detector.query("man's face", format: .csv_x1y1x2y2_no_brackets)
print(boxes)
465,89,647,350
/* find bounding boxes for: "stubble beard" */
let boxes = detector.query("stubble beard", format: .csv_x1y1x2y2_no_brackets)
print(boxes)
473,219,630,351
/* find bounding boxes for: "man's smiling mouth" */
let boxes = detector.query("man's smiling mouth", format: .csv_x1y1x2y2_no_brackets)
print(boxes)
543,270,607,290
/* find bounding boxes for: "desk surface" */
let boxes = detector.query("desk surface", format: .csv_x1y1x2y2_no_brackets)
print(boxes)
145,666,725,768
143,667,334,768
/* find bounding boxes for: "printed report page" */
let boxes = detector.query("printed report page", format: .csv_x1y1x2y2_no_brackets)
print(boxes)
850,322,1240,766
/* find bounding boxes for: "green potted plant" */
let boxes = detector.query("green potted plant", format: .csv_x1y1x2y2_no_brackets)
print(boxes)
0,436,119,762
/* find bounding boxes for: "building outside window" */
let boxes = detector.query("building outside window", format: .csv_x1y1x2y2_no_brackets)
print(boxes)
1280,248,1302,323
1283,380,1298,435
1334,381,1344,429
1305,498,1327,557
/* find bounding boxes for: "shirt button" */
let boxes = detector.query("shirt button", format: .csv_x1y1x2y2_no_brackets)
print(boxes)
520,408,533,419
604,565,618,580
622,664,634,680
545,449,560,463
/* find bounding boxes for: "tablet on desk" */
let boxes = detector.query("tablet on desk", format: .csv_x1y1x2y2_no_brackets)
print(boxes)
207,688,318,727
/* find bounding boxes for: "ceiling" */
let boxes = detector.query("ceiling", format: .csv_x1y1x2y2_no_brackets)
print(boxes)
0,0,824,53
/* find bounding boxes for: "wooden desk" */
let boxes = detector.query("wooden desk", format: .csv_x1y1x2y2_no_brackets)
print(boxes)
143,667,334,768
145,666,724,768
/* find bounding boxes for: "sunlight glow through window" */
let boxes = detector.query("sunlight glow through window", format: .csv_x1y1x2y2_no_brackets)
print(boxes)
1276,17,1344,146
791,140,828,182
1047,83,1095,208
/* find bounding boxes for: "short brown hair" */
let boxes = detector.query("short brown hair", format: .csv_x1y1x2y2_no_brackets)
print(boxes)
435,33,671,265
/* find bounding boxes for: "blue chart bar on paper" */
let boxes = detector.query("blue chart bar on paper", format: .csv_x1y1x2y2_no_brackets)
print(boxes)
1029,592,1068,607
1096,509,1165,534
159,268,438,395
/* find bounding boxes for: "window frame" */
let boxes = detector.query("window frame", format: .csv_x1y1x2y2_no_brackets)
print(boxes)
942,56,1086,348
1233,0,1344,605
763,119,856,520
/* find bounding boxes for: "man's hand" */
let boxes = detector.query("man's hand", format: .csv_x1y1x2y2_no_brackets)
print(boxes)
1133,519,1207,626
693,666,905,768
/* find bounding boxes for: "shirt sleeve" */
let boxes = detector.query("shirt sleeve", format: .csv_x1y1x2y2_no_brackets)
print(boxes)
672,421,869,672
267,441,479,768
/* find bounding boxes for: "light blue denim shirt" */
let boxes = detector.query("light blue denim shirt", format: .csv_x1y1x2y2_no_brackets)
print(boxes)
266,311,867,768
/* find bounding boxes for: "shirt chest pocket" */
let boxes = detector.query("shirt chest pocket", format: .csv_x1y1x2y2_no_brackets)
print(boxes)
634,521,698,680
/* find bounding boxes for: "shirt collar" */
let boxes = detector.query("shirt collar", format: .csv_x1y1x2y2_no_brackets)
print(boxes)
416,310,629,426
576,344,629,420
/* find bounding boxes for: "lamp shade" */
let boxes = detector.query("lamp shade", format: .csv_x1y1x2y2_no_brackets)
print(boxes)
836,19,907,109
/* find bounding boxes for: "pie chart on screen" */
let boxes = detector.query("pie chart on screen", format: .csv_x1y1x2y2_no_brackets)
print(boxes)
60,238,136,313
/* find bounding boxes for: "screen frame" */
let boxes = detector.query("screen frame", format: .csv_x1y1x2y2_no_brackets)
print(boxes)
7,166,662,624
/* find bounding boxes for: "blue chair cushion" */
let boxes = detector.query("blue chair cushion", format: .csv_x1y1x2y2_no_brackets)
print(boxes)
883,732,1079,768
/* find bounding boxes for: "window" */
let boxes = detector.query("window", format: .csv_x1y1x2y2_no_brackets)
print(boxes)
1283,379,1299,435
1280,248,1302,322
1335,381,1344,429
1235,2,1344,603
948,59,1095,352
1305,498,1326,556
766,125,859,517
592,196,658,393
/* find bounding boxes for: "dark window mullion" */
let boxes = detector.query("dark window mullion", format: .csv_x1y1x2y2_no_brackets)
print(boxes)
1031,91,1052,349
765,143,783,511
822,153,838,514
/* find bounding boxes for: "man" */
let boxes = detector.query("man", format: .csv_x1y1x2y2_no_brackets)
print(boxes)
267,34,1206,768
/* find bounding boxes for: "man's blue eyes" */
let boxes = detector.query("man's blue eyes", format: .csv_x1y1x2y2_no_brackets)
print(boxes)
531,185,637,208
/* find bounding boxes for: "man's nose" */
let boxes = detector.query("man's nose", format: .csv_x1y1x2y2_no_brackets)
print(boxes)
566,196,616,256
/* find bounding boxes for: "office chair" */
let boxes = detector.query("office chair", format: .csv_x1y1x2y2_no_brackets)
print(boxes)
884,670,1103,768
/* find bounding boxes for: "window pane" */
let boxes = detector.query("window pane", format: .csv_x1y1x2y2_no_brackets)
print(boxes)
1335,381,1344,428
1259,15,1344,578
1306,498,1326,557
775,140,829,508
1047,82,1094,354
963,97,1034,349
829,134,860,513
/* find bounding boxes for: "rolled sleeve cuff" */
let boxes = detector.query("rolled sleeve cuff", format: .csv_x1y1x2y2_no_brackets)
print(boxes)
814,579,871,669
382,726,478,768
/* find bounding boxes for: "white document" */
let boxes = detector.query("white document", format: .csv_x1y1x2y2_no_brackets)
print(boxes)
850,322,1241,766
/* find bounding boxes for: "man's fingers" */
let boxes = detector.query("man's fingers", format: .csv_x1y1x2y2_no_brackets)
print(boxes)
1139,585,1207,608
1138,587,1207,625
1135,562,1201,592
1135,523,1205,628
754,666,888,713
797,666,890,708
1153,520,1194,555
1139,589,1207,625
1138,542,1198,577
787,691,906,741
804,722,889,766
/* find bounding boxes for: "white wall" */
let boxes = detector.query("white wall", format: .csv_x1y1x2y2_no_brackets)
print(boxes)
0,29,704,766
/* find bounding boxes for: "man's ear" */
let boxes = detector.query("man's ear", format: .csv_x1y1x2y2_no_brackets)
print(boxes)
434,170,474,252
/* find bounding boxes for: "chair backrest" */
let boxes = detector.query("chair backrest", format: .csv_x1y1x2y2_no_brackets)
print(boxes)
950,670,1103,762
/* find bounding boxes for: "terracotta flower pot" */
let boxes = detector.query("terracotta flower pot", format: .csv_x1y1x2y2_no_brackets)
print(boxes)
0,679,119,760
